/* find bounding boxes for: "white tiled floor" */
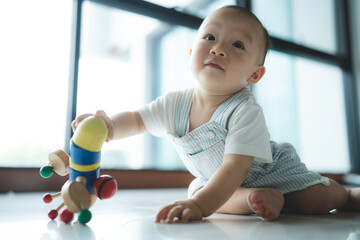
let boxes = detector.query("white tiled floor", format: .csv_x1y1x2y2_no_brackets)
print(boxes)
1,188,360,240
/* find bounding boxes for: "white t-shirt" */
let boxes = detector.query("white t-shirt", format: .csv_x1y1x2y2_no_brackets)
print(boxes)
139,88,273,163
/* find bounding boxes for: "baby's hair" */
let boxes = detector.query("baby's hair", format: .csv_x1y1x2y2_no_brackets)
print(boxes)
220,5,270,65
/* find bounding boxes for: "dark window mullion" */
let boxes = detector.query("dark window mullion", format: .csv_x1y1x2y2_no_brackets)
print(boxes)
270,36,345,67
65,0,83,153
237,0,251,8
335,0,360,171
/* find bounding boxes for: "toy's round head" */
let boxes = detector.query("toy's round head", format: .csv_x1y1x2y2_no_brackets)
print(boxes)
72,116,109,152
93,175,117,200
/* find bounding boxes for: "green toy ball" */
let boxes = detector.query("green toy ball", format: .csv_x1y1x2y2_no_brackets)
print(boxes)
39,166,54,178
78,209,92,224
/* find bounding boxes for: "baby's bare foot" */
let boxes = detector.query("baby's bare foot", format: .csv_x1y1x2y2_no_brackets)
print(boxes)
342,188,360,211
247,189,284,221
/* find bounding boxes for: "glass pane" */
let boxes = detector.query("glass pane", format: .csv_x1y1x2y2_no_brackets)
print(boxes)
144,0,193,8
78,2,195,170
159,26,196,93
145,0,235,18
154,26,197,170
79,1,235,170
185,0,236,18
78,3,155,169
252,0,337,54
254,51,350,172
0,0,71,167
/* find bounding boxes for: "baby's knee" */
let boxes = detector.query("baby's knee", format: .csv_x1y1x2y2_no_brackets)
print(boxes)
188,178,207,198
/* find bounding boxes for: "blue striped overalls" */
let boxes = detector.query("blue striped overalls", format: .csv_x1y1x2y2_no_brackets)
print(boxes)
168,88,330,198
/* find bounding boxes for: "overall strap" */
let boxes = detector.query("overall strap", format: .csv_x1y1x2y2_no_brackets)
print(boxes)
210,87,254,127
173,88,194,137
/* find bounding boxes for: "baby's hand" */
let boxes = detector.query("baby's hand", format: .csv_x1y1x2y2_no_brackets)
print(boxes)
155,199,203,223
71,110,114,142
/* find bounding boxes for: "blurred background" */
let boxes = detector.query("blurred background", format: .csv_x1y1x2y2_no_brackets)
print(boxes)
0,0,359,185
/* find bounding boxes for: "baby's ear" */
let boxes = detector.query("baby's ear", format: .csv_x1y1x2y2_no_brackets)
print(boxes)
248,66,266,85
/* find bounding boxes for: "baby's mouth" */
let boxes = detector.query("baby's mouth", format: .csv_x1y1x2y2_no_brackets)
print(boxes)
205,61,224,70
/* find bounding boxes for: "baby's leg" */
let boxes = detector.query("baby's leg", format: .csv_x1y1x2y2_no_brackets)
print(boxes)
284,179,350,213
342,187,360,211
215,187,284,221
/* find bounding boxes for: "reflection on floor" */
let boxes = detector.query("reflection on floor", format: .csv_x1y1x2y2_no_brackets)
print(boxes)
1,188,360,240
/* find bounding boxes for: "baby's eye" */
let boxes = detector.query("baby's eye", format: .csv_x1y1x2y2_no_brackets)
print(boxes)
233,41,245,50
205,34,215,41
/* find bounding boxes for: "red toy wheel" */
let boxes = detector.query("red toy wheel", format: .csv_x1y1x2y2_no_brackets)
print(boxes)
43,193,53,203
93,175,117,199
48,209,58,220
60,209,74,223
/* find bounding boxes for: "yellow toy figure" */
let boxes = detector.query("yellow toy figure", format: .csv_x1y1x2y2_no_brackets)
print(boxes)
40,116,118,224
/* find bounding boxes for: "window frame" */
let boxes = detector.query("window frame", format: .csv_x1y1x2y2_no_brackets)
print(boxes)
247,0,359,171
66,0,358,171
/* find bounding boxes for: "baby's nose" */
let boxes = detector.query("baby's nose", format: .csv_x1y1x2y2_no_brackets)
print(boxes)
210,46,227,58
210,50,226,57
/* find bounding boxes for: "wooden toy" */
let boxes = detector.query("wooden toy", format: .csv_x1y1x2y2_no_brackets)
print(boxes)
40,116,118,224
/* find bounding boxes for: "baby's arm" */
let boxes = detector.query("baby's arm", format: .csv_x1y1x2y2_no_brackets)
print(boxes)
155,154,254,223
72,110,147,141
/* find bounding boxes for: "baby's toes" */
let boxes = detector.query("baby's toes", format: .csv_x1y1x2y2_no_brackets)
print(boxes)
254,203,264,214
262,208,271,219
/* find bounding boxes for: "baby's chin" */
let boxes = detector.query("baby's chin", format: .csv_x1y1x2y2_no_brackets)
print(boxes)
195,84,243,97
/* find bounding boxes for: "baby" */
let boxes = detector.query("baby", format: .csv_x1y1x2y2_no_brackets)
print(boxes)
73,6,360,223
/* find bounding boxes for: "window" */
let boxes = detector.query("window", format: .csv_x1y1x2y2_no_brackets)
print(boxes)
252,0,357,172
255,51,350,172
77,2,157,169
1,0,358,176
0,0,72,167
76,1,233,170
253,0,336,54
145,0,235,18
146,25,197,170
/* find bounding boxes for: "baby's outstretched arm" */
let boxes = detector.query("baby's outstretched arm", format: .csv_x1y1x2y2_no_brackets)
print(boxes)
155,154,254,223
72,110,147,141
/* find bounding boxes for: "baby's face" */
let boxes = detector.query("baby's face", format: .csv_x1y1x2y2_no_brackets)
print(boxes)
190,8,265,95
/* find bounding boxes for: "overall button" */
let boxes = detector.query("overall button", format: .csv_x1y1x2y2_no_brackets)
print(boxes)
207,131,216,139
